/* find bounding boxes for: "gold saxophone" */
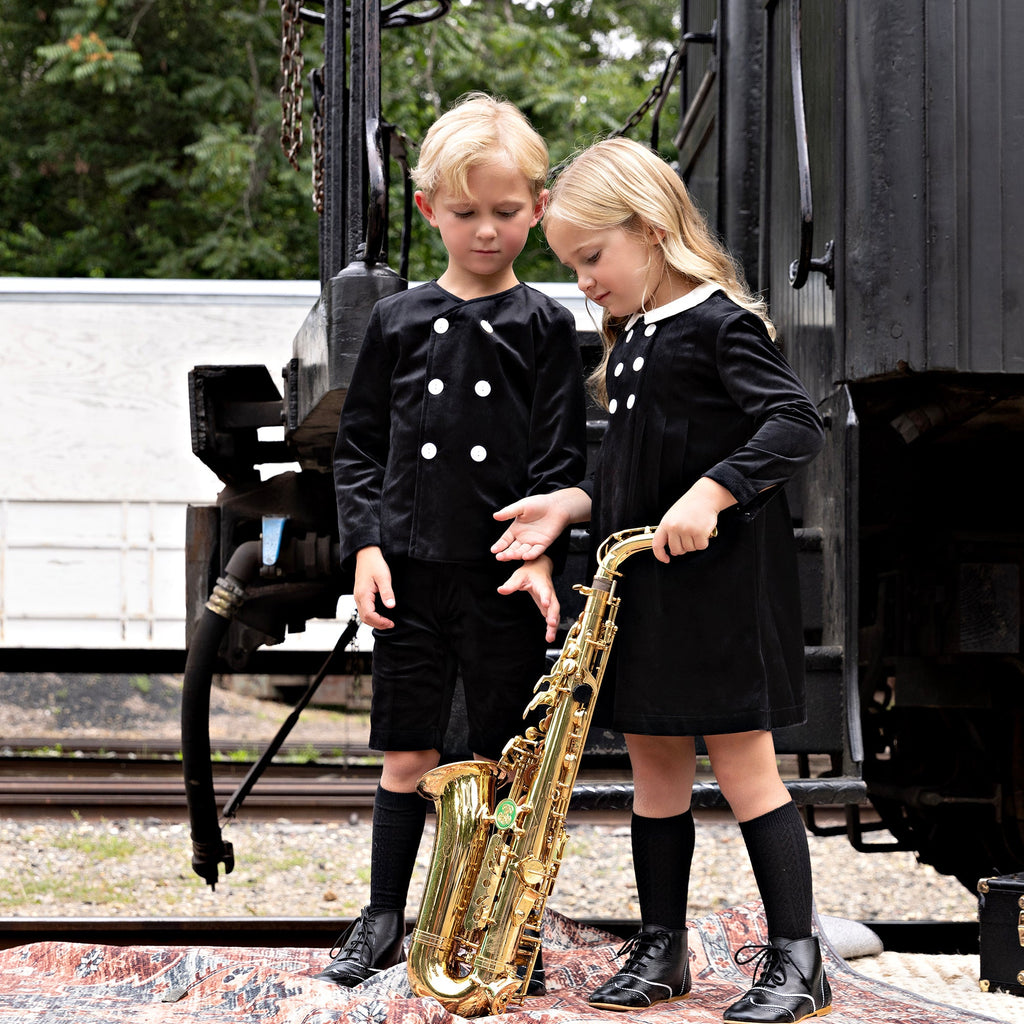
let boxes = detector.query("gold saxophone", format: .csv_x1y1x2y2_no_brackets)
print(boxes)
406,526,657,1016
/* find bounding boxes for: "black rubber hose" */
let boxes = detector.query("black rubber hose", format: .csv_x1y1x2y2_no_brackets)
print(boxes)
180,540,261,889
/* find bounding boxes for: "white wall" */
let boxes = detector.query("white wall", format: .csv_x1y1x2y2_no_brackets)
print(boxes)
0,278,592,652
0,278,339,650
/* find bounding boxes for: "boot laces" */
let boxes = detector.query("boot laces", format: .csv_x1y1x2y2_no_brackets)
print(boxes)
613,930,668,969
327,915,373,962
734,942,804,989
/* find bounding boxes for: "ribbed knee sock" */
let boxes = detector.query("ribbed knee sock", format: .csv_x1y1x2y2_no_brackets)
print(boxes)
739,800,814,939
368,785,428,912
631,809,695,929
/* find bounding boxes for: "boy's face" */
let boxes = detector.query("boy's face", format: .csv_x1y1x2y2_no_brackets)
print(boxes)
415,159,545,292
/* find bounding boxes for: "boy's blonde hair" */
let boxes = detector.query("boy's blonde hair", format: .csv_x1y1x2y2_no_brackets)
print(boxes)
544,138,775,405
411,93,549,200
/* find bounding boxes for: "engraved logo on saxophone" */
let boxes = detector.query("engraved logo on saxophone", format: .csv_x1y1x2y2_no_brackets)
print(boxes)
494,798,518,830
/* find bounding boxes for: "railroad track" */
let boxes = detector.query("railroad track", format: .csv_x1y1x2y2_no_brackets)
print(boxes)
0,736,632,821
0,738,978,958
0,738,864,821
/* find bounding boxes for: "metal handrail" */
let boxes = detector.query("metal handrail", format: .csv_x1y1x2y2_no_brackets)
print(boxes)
787,0,833,290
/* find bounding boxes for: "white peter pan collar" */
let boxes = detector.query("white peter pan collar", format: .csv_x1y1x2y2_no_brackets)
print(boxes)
624,282,720,330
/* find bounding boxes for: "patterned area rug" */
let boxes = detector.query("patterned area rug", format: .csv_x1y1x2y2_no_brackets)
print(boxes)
0,903,1004,1023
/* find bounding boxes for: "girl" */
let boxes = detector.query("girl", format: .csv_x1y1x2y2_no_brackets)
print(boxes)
492,137,831,1023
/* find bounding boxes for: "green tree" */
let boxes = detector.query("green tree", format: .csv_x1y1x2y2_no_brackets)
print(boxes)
0,0,321,278
0,0,678,281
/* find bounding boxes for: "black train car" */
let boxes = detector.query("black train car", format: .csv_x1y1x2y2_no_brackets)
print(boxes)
678,0,1024,886
182,0,1022,890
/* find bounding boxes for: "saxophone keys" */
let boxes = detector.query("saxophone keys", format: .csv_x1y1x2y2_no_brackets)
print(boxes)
518,856,547,886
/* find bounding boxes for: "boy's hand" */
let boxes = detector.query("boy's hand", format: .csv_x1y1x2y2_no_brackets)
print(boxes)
354,545,396,629
497,555,560,643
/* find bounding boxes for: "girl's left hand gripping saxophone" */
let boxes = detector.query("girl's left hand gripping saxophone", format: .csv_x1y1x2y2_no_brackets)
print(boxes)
406,527,659,1016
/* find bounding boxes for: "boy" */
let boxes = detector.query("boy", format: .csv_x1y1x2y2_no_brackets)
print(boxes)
316,93,587,990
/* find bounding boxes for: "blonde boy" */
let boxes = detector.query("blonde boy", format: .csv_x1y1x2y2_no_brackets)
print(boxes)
318,94,586,989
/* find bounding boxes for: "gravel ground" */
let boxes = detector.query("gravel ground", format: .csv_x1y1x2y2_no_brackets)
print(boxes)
0,671,979,923
0,813,979,925
2,671,1021,1023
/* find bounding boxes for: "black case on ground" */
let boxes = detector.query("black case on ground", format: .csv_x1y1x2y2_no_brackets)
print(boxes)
978,872,1024,996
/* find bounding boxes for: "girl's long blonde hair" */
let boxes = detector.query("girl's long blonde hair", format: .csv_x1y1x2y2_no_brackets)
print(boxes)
544,137,774,405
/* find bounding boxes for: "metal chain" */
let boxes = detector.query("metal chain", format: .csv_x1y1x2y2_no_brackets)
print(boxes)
549,47,681,180
289,14,682,211
609,47,680,140
280,0,305,171
311,72,325,214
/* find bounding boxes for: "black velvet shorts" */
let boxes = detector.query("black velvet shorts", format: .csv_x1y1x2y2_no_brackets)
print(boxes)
368,557,548,759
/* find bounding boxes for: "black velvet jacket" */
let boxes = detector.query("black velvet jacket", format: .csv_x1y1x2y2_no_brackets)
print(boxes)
333,280,587,566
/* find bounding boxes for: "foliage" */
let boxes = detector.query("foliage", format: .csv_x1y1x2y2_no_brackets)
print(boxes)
380,0,679,282
0,0,321,278
0,0,678,281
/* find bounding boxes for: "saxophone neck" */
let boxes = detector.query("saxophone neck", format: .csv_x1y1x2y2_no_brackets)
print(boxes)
595,526,657,579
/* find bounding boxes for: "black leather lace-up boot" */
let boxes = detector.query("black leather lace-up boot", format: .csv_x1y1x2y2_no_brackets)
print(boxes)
588,925,691,1011
723,935,832,1023
313,906,406,987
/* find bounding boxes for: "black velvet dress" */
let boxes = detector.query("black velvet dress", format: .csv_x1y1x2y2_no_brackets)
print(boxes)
582,284,825,737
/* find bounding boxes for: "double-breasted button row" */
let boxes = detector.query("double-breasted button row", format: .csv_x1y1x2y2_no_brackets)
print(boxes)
420,442,489,462
422,314,497,461
426,378,492,397
433,316,494,335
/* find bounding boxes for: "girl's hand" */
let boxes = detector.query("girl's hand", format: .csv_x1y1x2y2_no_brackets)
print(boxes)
497,555,560,643
491,487,592,562
651,478,734,563
353,545,396,629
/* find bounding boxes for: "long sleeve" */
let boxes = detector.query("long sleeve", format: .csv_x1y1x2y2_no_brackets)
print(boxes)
524,301,587,573
333,305,393,565
703,310,825,518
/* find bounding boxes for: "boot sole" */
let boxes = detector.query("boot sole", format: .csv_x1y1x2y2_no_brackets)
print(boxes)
723,1005,832,1024
588,993,691,1012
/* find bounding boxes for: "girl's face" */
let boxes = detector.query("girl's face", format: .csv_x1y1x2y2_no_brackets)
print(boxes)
545,217,669,318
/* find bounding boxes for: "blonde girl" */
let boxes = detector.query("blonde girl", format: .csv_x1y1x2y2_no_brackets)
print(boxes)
492,137,831,1023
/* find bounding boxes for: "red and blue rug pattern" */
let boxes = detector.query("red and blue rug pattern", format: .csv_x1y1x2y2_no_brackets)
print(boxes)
0,903,1001,1023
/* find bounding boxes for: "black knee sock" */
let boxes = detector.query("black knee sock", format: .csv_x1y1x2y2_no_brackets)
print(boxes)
368,785,428,912
739,800,813,939
631,810,695,929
